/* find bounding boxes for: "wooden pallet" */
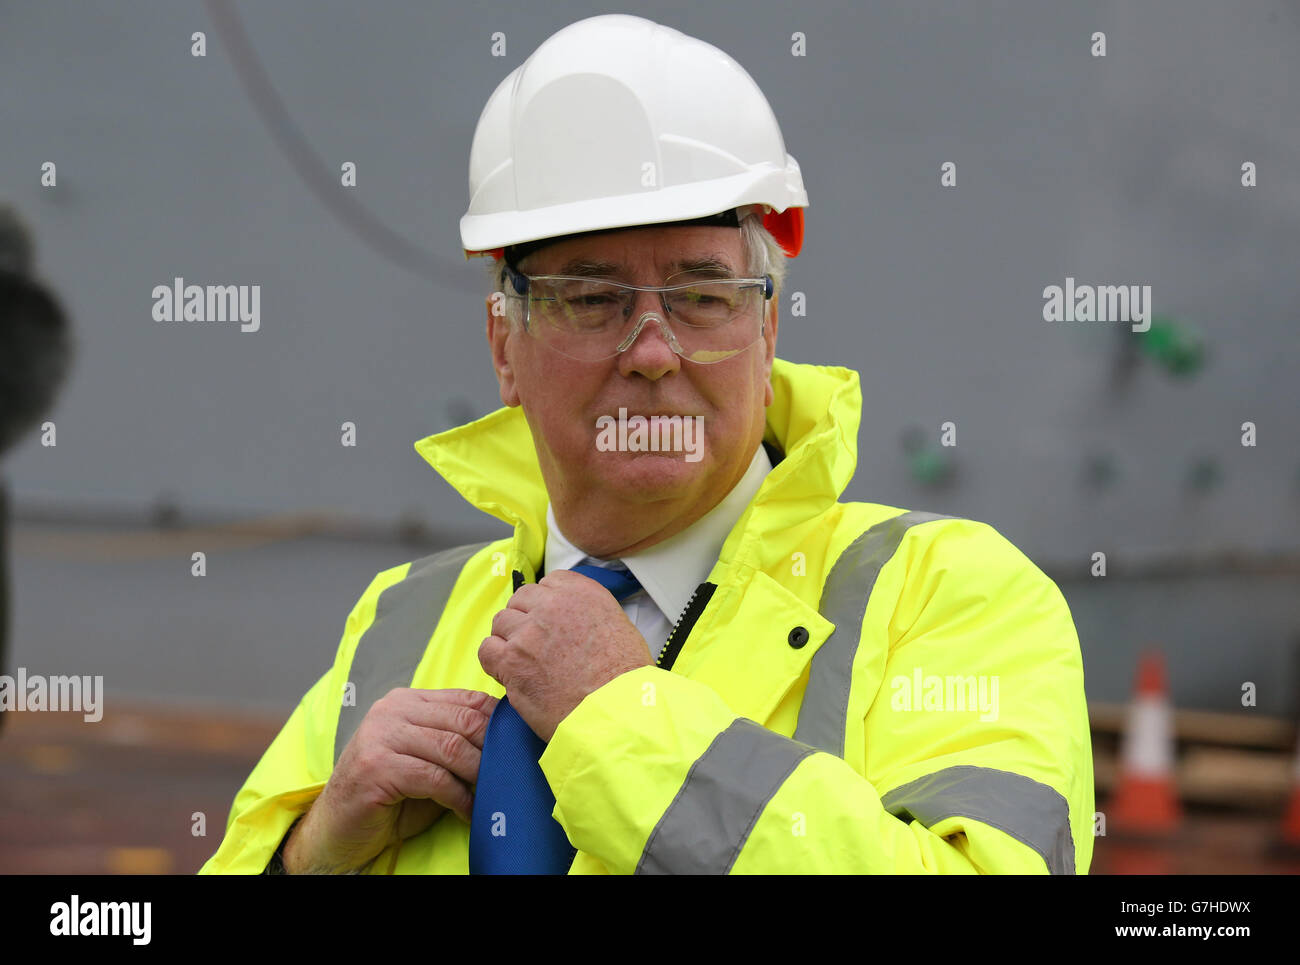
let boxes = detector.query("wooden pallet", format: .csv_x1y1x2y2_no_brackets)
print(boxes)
1090,703,1298,808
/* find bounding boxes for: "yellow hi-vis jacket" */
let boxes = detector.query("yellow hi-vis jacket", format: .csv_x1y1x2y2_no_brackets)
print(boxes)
200,358,1094,875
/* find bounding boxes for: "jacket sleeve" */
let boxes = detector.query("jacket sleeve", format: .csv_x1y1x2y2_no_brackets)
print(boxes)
197,565,408,874
539,519,1094,874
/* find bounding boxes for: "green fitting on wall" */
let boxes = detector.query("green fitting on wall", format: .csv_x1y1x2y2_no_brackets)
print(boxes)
1186,456,1222,492
1083,453,1118,489
1136,315,1206,377
907,448,953,486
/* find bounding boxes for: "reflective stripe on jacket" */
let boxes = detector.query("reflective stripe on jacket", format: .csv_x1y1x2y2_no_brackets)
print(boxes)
199,358,1094,874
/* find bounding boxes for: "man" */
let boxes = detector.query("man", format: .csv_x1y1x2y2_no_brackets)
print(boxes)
201,14,1093,875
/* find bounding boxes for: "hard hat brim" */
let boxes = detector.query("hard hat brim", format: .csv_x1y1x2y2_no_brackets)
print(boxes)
461,165,807,259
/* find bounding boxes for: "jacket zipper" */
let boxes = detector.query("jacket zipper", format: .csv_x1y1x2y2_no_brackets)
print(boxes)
519,568,715,672
656,581,717,671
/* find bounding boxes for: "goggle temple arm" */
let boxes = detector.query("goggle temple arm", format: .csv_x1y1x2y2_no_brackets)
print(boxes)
502,261,530,296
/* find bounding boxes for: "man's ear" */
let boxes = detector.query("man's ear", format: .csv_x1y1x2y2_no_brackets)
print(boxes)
486,295,521,407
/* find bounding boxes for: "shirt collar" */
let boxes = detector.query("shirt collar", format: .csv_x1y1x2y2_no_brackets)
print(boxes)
544,442,773,623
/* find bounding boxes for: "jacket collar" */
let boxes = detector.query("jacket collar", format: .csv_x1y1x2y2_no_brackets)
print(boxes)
414,357,862,575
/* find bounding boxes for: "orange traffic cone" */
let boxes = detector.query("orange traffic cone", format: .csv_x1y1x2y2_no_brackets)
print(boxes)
1274,736,1300,854
1109,652,1182,836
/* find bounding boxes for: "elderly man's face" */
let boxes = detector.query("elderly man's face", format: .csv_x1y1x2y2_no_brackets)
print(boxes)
486,224,778,557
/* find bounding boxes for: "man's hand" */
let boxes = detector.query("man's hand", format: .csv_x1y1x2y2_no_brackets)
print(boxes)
478,569,653,742
283,687,497,874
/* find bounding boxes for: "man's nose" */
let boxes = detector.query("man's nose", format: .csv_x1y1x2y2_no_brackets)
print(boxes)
617,291,681,373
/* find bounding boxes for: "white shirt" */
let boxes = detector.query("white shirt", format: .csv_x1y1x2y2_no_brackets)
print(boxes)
543,443,773,659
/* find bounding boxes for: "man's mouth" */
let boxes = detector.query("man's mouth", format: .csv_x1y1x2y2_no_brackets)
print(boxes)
596,411,694,423
592,408,708,462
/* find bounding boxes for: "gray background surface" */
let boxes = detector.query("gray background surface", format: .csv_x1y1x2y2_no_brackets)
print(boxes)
2,1,1297,714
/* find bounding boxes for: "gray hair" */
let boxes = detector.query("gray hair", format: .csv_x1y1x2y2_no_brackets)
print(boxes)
485,212,788,316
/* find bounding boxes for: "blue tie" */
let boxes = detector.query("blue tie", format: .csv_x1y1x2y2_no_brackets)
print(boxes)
469,561,642,874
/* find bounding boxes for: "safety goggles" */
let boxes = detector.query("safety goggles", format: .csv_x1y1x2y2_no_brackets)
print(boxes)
501,262,773,364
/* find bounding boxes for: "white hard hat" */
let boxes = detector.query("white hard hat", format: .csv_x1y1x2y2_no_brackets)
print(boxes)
460,14,808,262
